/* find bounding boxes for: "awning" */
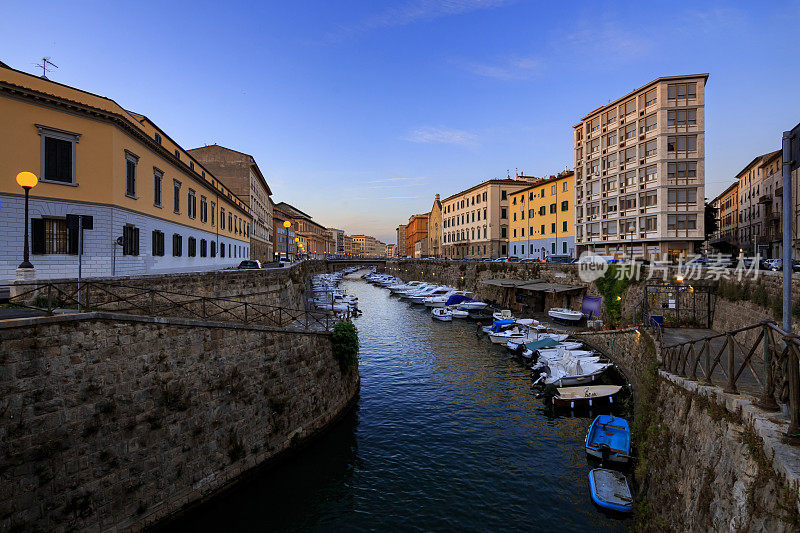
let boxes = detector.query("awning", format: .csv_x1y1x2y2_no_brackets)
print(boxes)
481,278,545,288
518,282,584,293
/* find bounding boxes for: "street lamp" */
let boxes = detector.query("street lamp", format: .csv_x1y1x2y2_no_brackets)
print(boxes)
16,171,38,269
283,220,291,260
294,237,300,260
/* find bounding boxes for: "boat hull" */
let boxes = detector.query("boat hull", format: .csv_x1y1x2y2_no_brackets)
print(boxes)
552,385,622,409
588,469,633,513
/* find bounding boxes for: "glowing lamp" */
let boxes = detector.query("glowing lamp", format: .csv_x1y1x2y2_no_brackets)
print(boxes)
16,171,38,189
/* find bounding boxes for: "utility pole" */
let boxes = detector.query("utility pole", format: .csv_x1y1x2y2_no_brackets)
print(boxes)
782,131,793,333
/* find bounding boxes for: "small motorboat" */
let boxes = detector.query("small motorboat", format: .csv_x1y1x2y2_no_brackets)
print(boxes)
431,308,452,322
492,309,514,321
548,307,583,323
445,306,470,319
482,318,515,334
532,358,612,387
585,415,631,464
588,469,633,513
458,299,489,310
550,385,623,409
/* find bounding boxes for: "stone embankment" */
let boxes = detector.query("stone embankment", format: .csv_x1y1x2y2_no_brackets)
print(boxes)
0,262,359,531
576,327,800,531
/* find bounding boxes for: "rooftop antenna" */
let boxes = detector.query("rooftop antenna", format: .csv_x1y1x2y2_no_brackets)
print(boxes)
35,57,58,79
507,169,510,178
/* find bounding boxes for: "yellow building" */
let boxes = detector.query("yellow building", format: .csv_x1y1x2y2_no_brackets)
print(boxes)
508,170,575,259
0,60,251,279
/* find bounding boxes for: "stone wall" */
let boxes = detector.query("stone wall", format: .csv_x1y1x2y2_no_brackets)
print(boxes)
0,312,360,531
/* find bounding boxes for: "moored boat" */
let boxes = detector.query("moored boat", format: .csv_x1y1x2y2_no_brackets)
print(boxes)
548,307,583,323
585,415,631,464
588,469,633,513
550,384,623,409
431,307,452,321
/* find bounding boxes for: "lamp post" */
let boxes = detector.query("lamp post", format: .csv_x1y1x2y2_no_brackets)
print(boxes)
294,237,300,261
282,220,291,261
16,172,38,270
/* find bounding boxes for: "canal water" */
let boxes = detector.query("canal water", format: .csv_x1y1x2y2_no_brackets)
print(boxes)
177,276,630,532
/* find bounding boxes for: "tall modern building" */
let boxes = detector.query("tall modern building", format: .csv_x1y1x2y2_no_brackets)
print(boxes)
574,74,708,261
396,224,407,257
327,228,346,255
709,181,739,257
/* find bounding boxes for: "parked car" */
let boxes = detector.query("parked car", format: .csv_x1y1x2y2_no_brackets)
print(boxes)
763,258,782,271
494,257,508,262
507,256,521,263
545,255,573,264
237,260,262,270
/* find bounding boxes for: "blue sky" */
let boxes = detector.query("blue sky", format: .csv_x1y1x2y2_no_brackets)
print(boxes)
3,0,800,243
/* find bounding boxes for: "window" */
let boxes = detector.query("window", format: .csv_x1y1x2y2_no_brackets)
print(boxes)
668,188,698,205
501,227,507,238
154,169,163,207
562,221,568,232
200,196,207,222
539,206,546,216
668,214,697,230
220,208,225,229
668,109,697,126
562,241,567,254
152,230,165,256
174,149,180,159
190,161,195,171
643,165,657,183
667,135,697,153
31,218,79,254
668,83,697,100
540,224,545,234
188,237,196,257
644,140,657,157
644,115,657,132
547,203,554,214
621,195,636,211
228,213,233,232
501,190,507,201
501,208,507,219
645,89,657,107
641,216,657,232
551,222,556,233
188,189,196,219
122,224,139,256
211,202,216,225
551,185,556,195
211,241,216,257
563,181,568,193
668,162,697,183
642,191,658,207
38,125,79,184
172,234,183,256
154,132,162,145
173,180,181,213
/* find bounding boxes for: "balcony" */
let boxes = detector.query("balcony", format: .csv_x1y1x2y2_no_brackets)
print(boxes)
758,195,772,204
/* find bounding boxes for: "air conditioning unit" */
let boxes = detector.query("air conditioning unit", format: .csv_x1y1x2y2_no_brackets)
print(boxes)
620,142,625,147
639,134,645,140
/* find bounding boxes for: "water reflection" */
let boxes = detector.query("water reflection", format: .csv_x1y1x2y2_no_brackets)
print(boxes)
174,277,629,532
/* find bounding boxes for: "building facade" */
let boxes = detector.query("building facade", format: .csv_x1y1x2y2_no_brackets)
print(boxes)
274,202,333,259
709,181,739,256
327,228,345,256
441,178,536,259
272,204,297,260
406,214,429,258
344,235,354,257
574,74,708,261
427,194,442,257
0,61,251,280
350,235,386,257
508,171,575,259
187,144,273,263
385,243,397,257
396,224,407,257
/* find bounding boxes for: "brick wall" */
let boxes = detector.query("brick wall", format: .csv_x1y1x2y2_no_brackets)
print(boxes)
0,312,360,531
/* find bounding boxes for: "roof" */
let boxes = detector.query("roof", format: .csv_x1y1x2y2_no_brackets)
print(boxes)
274,201,313,220
481,278,544,288
575,73,710,124
758,149,782,169
509,171,574,196
187,144,273,197
734,150,779,181
480,278,583,292
442,178,537,203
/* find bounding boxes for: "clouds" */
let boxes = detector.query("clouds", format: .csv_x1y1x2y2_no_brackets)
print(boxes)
456,55,543,80
324,0,513,43
402,126,478,146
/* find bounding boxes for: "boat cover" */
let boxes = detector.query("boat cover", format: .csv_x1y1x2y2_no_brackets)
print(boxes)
525,338,560,350
491,319,515,332
446,294,473,306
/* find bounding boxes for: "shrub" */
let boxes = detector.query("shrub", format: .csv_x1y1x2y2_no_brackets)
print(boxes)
594,265,632,325
331,321,359,372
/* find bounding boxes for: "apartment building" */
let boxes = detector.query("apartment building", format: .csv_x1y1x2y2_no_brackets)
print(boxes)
441,178,536,259
351,235,386,257
386,243,397,257
344,235,354,256
396,224,407,257
574,74,708,261
327,228,346,255
0,61,251,280
406,214,429,258
508,171,575,259
709,181,739,256
188,144,273,264
272,204,297,260
274,202,333,259
428,194,442,257
731,150,781,256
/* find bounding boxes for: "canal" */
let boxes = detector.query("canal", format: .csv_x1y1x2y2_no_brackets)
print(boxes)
176,275,629,531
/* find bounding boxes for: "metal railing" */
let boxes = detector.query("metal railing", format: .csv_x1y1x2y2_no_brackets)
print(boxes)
8,280,349,332
660,320,800,442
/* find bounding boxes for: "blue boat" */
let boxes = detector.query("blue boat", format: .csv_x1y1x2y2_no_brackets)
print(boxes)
588,468,633,513
585,415,631,464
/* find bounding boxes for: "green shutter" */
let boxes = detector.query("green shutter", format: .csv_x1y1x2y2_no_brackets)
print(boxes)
31,218,45,254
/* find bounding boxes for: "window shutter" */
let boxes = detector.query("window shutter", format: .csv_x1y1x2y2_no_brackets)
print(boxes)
32,218,45,254
133,228,140,256
68,225,79,255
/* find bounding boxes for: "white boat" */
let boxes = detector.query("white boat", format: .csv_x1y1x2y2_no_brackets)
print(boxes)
445,306,470,318
424,290,473,308
532,357,612,387
431,308,452,321
488,326,530,344
492,310,514,321
548,307,583,322
409,287,452,305
457,300,488,310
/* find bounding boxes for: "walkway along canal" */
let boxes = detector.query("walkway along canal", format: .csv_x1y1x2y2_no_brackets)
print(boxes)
173,274,631,531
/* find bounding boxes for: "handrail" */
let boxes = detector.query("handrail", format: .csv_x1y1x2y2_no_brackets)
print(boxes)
8,279,349,332
658,319,800,444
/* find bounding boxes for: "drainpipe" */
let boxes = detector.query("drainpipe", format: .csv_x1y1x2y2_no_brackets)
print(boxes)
783,131,792,333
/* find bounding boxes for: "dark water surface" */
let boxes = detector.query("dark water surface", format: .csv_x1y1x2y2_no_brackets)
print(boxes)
176,277,629,532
